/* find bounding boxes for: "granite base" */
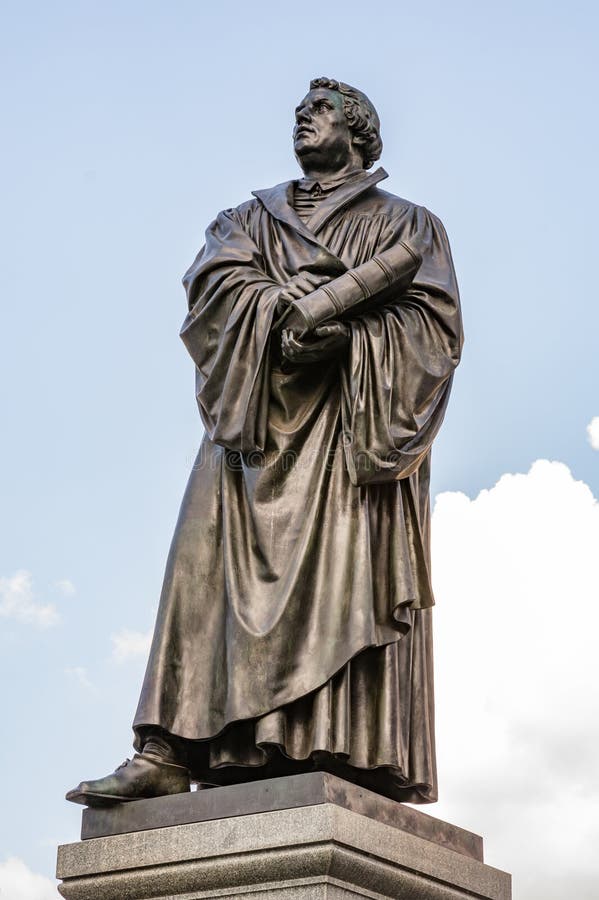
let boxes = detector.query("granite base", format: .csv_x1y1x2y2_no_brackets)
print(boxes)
56,773,511,900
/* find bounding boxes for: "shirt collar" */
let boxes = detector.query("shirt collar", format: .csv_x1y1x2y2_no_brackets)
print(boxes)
252,167,389,243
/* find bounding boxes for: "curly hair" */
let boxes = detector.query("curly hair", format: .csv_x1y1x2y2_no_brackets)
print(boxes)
309,77,383,169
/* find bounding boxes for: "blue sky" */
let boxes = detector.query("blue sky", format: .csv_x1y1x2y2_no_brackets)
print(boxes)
1,2,598,897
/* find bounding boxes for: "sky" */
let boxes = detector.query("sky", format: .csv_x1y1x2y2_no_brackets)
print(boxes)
0,1,598,897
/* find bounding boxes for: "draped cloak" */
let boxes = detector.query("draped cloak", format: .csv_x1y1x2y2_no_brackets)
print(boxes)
133,168,463,803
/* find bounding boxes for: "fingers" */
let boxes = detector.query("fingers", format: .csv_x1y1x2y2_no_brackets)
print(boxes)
314,322,350,341
284,330,330,353
284,272,330,299
302,272,329,291
281,330,302,354
314,323,341,337
281,330,305,360
282,329,341,365
281,285,303,301
281,330,319,364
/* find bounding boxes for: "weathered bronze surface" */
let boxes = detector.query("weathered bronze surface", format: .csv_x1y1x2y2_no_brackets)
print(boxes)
68,77,462,808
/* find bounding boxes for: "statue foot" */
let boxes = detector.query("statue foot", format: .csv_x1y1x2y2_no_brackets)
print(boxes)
65,753,191,807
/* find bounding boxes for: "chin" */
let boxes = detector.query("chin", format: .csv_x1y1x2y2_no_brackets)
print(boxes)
295,141,321,162
294,137,315,153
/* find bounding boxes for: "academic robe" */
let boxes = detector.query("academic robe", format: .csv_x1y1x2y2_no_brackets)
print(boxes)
133,167,463,803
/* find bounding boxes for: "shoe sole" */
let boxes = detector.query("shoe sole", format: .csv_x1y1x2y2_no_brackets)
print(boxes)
65,789,140,807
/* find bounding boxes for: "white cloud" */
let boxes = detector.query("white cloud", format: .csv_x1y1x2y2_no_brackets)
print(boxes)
64,666,94,691
0,857,57,900
111,628,152,663
586,416,599,450
431,460,599,899
0,571,59,627
54,578,76,597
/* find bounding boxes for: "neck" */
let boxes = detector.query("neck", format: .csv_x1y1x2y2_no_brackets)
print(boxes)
299,153,364,184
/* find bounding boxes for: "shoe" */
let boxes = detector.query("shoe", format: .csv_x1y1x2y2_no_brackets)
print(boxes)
65,753,191,807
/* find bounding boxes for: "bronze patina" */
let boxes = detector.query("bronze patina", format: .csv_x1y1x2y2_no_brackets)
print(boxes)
67,77,463,808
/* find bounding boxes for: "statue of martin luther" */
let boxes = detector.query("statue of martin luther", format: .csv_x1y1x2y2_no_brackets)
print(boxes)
67,77,463,808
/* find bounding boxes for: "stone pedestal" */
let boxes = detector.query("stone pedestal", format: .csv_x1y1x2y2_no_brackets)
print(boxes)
56,772,511,899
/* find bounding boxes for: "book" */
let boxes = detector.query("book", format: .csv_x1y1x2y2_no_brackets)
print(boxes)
282,240,421,338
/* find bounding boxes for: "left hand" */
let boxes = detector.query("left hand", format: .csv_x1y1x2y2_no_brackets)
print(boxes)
281,322,350,365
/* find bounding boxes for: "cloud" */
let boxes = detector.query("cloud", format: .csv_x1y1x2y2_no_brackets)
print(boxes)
0,571,59,627
431,460,599,899
586,416,599,450
0,857,57,900
54,578,76,597
111,628,152,663
64,666,94,691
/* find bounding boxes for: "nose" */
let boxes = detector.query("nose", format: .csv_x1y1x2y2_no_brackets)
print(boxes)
296,106,311,125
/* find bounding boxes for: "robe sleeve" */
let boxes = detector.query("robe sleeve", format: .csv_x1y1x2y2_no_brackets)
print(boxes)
340,205,463,486
180,207,281,452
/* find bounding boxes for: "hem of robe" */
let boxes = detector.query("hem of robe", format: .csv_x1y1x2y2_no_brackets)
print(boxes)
133,634,402,746
133,592,425,740
192,755,435,805
133,627,437,806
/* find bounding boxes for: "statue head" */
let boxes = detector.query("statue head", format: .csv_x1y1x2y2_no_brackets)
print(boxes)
293,77,383,174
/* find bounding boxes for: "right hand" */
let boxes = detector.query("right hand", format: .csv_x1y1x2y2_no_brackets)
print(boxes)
276,272,331,317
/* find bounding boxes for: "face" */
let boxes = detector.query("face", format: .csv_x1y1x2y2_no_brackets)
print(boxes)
293,88,355,169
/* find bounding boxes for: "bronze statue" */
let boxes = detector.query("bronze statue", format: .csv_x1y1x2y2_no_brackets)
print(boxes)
67,77,463,808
